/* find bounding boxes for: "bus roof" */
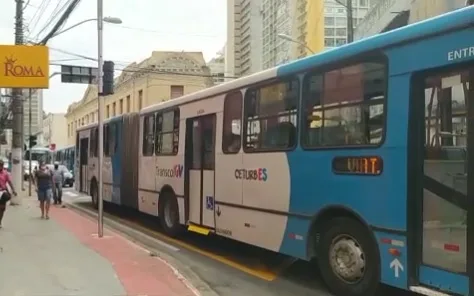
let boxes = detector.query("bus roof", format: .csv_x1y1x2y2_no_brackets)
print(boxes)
140,6,474,115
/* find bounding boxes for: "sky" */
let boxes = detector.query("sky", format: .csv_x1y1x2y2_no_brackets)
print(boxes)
0,0,227,114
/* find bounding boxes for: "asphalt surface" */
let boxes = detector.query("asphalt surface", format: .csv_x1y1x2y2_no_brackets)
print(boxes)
62,188,420,296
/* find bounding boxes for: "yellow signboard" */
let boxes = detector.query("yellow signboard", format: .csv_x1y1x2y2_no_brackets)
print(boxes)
0,45,49,88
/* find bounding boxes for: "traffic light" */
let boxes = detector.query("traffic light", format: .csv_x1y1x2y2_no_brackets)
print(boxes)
102,60,115,96
29,135,37,148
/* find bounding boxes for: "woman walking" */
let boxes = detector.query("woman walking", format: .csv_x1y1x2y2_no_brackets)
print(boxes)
33,162,53,219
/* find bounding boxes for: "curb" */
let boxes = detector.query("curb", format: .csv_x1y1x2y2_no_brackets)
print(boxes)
65,201,219,296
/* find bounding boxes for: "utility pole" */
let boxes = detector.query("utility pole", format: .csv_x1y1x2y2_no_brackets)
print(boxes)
97,0,105,237
10,0,24,205
347,0,354,43
28,89,32,197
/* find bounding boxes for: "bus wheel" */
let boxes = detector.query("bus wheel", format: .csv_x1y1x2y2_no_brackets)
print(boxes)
158,192,181,237
91,181,98,209
317,217,380,296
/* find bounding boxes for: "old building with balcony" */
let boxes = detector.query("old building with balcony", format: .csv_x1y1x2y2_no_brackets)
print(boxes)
65,51,213,146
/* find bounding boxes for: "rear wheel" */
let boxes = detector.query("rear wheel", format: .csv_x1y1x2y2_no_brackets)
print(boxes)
317,217,380,296
158,192,182,237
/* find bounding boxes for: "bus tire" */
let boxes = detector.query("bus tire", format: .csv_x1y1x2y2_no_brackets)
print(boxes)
317,217,380,296
91,181,98,209
158,192,182,237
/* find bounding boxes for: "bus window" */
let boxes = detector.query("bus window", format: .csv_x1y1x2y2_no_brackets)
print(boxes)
155,109,179,155
89,128,98,157
301,61,386,148
244,78,299,151
222,92,242,154
104,124,110,156
142,114,155,156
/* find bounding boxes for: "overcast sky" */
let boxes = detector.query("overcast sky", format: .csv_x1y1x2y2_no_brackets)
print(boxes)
0,0,226,113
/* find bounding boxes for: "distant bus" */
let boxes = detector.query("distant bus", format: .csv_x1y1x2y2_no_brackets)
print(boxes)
75,7,474,296
55,145,75,171
23,147,53,180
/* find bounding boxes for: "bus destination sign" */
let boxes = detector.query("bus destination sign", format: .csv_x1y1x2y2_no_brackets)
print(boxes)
332,156,383,176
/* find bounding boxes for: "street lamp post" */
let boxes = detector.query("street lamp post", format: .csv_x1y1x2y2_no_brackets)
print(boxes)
277,33,315,54
97,0,105,238
52,17,122,38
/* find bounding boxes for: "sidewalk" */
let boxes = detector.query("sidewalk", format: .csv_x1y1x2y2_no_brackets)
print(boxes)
0,196,198,296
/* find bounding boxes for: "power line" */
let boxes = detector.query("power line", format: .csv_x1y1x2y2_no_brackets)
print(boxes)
33,0,71,41
38,0,82,45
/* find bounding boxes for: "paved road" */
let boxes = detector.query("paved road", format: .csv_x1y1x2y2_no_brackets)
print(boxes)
62,188,419,296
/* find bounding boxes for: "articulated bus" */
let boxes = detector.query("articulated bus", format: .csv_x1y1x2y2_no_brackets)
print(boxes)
76,7,474,296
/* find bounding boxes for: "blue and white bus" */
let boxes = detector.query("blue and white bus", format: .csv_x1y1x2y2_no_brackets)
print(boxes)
76,7,474,296
55,145,75,171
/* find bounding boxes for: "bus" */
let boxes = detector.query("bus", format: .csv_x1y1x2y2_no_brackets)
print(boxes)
23,147,53,180
55,145,75,171
75,7,474,296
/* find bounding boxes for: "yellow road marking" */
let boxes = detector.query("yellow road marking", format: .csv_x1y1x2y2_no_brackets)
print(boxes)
110,214,279,281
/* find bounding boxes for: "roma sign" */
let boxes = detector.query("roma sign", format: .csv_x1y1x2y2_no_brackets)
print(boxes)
0,45,49,88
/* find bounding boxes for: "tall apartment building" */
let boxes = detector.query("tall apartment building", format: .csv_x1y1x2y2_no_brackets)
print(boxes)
225,0,263,77
323,0,376,50
262,0,295,69
23,89,44,140
291,0,377,59
43,113,67,149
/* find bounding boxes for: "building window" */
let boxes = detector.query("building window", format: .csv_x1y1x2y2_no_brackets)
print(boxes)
336,38,347,46
325,28,335,36
336,28,346,36
138,90,143,110
244,79,299,152
222,92,242,154
119,99,123,114
325,38,335,47
142,114,155,156
91,112,95,122
324,17,334,26
155,109,180,155
301,61,386,148
170,85,184,99
81,118,84,126
86,115,89,124
360,0,367,6
126,95,131,112
106,105,110,118
112,102,116,116
336,17,347,26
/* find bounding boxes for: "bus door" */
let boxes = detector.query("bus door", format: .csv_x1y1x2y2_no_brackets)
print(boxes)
79,138,89,193
185,114,216,230
410,67,474,295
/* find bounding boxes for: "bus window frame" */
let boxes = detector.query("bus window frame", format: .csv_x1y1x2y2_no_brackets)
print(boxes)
243,76,300,153
300,54,389,151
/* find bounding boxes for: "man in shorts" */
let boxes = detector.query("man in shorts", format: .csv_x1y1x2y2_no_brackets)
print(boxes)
0,159,17,228
32,161,53,219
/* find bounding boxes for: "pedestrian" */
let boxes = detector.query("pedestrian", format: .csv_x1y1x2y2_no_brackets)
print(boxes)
0,159,17,228
32,161,53,219
52,162,65,205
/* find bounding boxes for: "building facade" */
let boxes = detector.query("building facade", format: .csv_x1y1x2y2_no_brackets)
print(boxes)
22,89,43,139
65,51,212,146
262,0,295,69
225,0,263,77
207,48,226,85
43,113,67,149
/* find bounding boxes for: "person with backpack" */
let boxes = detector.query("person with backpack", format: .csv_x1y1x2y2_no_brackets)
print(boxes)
0,159,17,228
